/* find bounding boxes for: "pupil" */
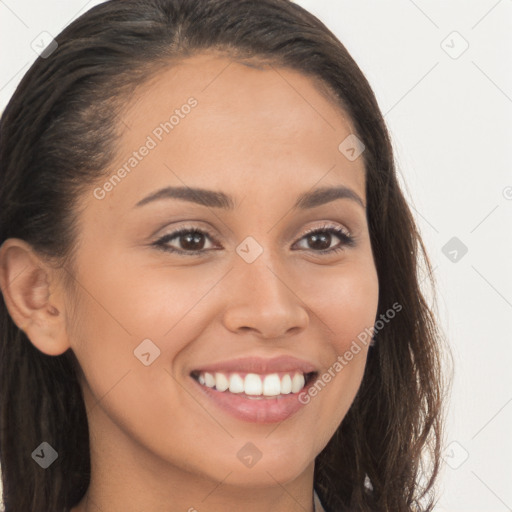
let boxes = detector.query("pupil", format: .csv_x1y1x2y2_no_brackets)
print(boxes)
309,233,330,250
182,232,204,250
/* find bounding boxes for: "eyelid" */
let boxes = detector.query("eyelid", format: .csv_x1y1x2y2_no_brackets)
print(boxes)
300,221,351,238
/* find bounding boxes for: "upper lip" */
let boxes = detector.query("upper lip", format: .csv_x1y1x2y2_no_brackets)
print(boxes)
191,355,318,375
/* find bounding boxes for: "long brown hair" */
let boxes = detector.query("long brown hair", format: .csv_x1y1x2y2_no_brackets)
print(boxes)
0,0,451,510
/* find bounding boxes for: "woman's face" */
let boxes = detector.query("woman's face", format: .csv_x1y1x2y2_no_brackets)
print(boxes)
67,53,379,490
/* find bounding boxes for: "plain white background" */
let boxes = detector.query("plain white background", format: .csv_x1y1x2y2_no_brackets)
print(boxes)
0,1,511,511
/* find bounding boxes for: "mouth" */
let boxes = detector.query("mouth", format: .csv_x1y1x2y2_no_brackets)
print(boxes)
189,369,319,423
187,355,320,423
190,369,318,399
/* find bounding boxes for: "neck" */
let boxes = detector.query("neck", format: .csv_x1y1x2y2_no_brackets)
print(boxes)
70,399,317,512
72,468,317,512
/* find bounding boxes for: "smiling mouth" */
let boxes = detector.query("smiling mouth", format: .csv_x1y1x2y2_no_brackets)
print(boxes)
190,370,318,399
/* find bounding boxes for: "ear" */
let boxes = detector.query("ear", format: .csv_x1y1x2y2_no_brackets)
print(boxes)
0,238,71,356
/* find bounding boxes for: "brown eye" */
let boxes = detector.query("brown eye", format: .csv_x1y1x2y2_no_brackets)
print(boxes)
153,227,217,255
294,225,355,254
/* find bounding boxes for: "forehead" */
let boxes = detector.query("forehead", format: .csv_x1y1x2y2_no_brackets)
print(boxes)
87,52,366,216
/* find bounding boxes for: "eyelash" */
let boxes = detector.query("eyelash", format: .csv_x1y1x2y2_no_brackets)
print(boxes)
152,223,355,257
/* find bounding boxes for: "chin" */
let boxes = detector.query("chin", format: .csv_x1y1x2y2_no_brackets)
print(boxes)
227,453,312,487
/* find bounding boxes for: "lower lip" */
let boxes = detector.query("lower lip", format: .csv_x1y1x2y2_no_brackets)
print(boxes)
191,376,315,424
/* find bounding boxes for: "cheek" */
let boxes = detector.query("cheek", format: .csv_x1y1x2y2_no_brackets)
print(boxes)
65,253,224,421
298,259,378,435
303,257,379,348
327,273,379,349
69,247,211,351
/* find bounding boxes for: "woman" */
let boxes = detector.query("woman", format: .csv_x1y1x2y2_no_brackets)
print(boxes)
0,0,449,510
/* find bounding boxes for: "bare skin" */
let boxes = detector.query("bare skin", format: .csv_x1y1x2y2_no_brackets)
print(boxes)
0,53,379,511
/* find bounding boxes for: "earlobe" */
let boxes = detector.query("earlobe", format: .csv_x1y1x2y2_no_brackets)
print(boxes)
0,238,71,356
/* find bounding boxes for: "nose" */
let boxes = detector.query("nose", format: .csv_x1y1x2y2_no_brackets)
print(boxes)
222,254,309,340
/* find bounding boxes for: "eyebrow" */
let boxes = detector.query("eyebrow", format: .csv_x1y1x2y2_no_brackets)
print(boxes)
134,185,365,210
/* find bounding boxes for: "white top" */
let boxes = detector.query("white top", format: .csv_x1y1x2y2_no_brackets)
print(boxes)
313,489,327,512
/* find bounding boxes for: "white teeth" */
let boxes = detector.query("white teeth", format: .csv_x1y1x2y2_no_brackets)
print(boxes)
263,373,281,396
195,370,309,396
280,374,292,394
244,373,263,395
204,372,215,388
228,374,244,393
291,373,305,393
215,372,229,392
